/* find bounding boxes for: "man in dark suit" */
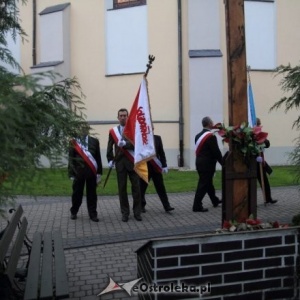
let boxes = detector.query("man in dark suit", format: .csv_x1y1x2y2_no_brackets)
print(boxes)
106,108,142,222
256,118,277,204
140,134,174,213
193,116,223,212
68,123,103,222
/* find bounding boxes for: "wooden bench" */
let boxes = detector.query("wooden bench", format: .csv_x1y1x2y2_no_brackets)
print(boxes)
0,205,69,299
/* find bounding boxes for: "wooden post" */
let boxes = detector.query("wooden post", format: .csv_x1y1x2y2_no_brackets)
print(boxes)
222,0,257,223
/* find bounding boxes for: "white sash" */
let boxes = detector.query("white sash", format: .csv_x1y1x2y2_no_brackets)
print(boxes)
110,126,134,163
72,139,98,175
195,131,213,156
150,157,163,173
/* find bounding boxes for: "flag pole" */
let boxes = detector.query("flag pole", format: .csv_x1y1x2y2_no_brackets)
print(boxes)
143,54,155,130
248,66,265,203
247,65,251,84
102,55,155,189
247,65,252,127
247,65,257,128
247,65,252,125
249,65,266,205
102,163,113,188
144,55,155,78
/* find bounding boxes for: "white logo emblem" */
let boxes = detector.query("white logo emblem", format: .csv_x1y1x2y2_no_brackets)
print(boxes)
98,277,142,297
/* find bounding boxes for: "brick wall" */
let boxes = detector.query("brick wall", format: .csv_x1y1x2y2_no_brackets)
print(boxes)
136,227,300,300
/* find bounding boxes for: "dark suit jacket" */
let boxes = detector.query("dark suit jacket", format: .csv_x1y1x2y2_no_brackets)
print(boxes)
106,125,135,170
68,136,103,178
150,135,167,169
195,129,222,172
258,138,273,174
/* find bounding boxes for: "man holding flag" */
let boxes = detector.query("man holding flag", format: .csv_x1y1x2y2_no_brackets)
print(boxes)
106,108,143,222
106,55,156,221
247,69,277,204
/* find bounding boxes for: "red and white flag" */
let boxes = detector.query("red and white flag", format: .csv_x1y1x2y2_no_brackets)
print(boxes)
123,77,156,182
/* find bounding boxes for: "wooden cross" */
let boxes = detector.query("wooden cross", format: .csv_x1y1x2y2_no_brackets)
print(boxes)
222,0,257,223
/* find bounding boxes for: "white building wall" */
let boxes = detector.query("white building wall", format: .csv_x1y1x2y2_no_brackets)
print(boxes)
105,5,148,75
245,0,276,70
187,0,224,169
40,12,64,62
17,0,300,168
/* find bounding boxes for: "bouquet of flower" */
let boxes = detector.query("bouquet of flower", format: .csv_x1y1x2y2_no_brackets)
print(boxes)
213,122,268,158
218,215,289,233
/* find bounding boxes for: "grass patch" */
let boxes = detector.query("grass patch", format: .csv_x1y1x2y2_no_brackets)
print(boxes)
6,166,299,197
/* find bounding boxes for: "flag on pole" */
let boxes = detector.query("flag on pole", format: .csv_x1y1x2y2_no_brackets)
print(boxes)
123,76,156,182
247,79,257,128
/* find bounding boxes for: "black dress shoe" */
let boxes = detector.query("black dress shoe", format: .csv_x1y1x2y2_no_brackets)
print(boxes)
213,200,222,208
165,206,175,212
134,215,142,221
90,216,99,222
266,199,278,204
193,208,208,212
122,215,129,222
141,207,146,213
70,214,77,220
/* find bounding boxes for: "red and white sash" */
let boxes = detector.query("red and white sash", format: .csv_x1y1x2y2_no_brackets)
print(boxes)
71,139,98,175
195,131,213,156
110,127,134,163
150,157,163,173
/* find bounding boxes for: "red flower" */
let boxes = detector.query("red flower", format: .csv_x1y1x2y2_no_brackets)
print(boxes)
246,219,261,225
212,122,269,157
222,220,231,229
217,129,226,137
212,122,223,130
253,126,262,135
254,132,268,144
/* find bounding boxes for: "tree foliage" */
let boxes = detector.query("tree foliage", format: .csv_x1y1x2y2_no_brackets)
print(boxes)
0,0,27,69
0,0,87,211
270,63,300,184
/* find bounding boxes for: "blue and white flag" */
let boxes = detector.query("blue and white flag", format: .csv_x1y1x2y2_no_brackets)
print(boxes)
247,81,257,127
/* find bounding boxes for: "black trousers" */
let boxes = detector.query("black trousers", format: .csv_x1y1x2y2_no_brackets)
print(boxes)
70,168,98,218
193,169,219,210
116,160,141,217
140,167,170,209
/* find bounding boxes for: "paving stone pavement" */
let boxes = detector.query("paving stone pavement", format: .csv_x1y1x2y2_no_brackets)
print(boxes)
1,186,299,299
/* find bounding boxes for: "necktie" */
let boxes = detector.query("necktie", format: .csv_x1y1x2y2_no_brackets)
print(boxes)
82,136,88,150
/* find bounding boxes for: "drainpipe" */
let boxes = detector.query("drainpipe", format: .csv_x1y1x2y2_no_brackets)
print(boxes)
32,0,37,65
177,0,184,167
